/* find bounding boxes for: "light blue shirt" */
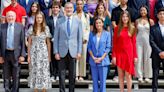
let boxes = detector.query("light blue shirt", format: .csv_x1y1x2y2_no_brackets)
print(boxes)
6,23,14,49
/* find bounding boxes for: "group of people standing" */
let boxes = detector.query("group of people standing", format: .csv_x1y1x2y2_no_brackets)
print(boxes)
0,0,164,92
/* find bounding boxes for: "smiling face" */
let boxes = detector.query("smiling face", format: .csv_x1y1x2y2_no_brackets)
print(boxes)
122,13,129,25
120,0,128,5
97,4,105,15
158,11,164,22
11,0,17,5
76,0,83,11
64,3,74,17
95,18,104,31
140,7,148,17
31,3,38,14
6,11,16,23
52,5,60,15
36,13,43,24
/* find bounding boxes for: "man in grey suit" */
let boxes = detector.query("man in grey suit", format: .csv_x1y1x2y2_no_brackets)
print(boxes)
0,11,26,92
54,2,82,92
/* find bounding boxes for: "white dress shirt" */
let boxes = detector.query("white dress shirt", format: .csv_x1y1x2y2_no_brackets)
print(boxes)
159,22,164,37
53,14,59,27
44,0,50,7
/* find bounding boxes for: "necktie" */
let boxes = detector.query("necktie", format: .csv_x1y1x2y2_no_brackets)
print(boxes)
7,23,14,49
67,17,71,36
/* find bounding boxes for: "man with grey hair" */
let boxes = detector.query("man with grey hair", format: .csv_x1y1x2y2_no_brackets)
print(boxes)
54,2,82,92
0,11,26,92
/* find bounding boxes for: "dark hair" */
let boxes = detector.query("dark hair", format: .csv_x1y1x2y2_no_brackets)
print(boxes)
138,5,151,27
76,0,84,4
139,5,150,18
157,7,164,14
94,2,106,17
93,17,104,34
52,1,61,8
28,2,40,17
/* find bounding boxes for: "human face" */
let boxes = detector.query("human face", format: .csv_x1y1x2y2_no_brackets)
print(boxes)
52,5,60,16
120,0,128,5
11,0,17,5
76,0,83,11
95,19,104,31
6,11,16,23
31,3,38,13
122,13,129,25
158,11,164,22
65,3,74,17
36,14,43,24
97,5,105,15
140,7,147,17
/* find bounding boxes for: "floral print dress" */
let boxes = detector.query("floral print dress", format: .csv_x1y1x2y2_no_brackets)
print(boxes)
27,26,52,89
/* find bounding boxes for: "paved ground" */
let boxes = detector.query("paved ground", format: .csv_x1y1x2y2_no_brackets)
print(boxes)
0,83,164,92
0,88,164,92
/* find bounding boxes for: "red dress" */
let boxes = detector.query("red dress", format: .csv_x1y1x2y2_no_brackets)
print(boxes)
112,27,137,75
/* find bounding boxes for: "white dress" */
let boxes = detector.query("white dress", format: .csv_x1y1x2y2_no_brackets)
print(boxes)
27,26,52,89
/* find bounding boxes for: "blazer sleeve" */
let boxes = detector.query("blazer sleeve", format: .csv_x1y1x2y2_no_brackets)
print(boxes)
149,26,162,54
105,32,111,53
78,20,83,54
53,20,59,54
87,32,92,52
20,25,26,57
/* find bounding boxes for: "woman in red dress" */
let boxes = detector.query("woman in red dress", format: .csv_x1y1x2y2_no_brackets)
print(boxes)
112,11,137,92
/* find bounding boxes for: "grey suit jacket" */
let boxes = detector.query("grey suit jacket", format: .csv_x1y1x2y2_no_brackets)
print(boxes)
0,23,26,61
54,16,82,58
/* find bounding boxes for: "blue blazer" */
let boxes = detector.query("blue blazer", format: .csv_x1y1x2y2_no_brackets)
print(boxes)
88,31,111,67
39,0,52,17
18,0,38,14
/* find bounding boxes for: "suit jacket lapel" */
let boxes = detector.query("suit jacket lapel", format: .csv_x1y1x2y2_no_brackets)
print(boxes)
64,17,69,38
14,23,17,48
4,24,8,48
157,23,164,41
92,34,97,50
70,17,75,35
98,31,104,50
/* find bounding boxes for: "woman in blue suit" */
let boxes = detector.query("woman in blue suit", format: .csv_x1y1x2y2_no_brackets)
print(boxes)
88,17,111,92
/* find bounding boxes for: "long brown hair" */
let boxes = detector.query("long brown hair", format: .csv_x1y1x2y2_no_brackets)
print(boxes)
93,17,104,34
117,11,135,36
94,2,106,17
33,11,46,35
28,2,40,17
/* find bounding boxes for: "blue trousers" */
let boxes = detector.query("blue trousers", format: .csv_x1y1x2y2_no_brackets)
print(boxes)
91,65,108,92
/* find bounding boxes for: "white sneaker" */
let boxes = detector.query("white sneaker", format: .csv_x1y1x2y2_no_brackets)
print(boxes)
113,76,118,82
145,78,151,83
138,78,144,83
56,76,59,80
51,76,55,81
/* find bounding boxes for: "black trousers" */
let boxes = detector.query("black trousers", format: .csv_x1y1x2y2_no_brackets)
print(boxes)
3,50,20,92
152,59,164,92
58,52,76,92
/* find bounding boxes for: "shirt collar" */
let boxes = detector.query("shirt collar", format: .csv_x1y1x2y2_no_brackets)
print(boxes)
53,14,59,18
66,15,73,20
158,22,164,27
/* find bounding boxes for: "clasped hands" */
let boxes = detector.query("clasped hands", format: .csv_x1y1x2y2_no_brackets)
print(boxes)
92,56,103,63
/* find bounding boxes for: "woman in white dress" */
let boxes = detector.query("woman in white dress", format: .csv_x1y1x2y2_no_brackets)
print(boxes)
27,11,52,92
135,5,154,83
